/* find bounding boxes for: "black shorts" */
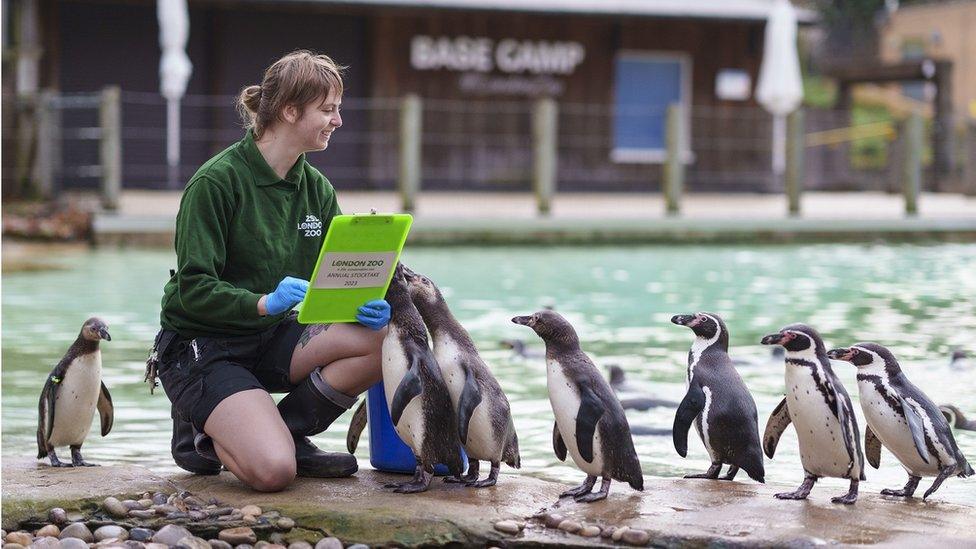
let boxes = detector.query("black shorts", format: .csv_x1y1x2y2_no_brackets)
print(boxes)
154,313,309,432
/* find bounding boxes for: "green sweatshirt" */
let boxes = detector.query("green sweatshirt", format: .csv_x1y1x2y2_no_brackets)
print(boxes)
160,131,341,338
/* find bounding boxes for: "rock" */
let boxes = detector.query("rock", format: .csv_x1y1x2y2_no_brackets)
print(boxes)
242,517,258,526
217,528,256,546
235,545,253,549
543,513,565,528
210,508,234,517
95,526,128,542
29,536,60,549
240,506,262,517
611,526,630,542
275,518,294,531
153,505,178,516
58,538,90,549
121,501,145,511
128,510,155,520
167,513,190,521
34,526,59,538
137,500,154,509
346,545,369,549
6,533,32,546
207,541,231,549
128,529,154,543
621,529,650,546
122,542,146,549
0,531,5,540
48,509,68,526
65,514,84,524
260,511,280,521
266,534,285,545
189,511,208,522
601,526,616,538
59,524,93,543
313,538,342,549
151,493,168,506
152,525,192,547
184,497,206,509
557,520,581,534
103,497,129,519
93,538,124,547
144,544,168,549
175,536,210,549
493,521,521,535
4,543,27,549
579,526,601,537
287,542,312,549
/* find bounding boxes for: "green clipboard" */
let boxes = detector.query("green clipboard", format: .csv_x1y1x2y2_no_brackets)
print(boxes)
297,213,413,324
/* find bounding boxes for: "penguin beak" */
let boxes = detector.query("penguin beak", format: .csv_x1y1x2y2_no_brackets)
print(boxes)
761,332,786,345
827,348,856,362
98,327,112,341
670,314,695,326
511,315,533,327
400,264,419,281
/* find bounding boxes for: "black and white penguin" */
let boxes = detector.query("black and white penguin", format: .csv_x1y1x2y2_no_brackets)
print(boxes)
761,324,865,504
404,269,520,487
512,310,643,502
827,343,974,499
606,365,679,411
36,317,114,467
939,404,976,432
670,313,765,483
380,265,464,493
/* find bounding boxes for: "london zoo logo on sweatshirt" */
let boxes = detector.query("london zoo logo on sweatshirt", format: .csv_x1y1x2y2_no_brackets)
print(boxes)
298,214,322,237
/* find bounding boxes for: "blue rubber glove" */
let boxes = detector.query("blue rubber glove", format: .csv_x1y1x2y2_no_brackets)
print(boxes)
265,277,309,315
356,299,391,330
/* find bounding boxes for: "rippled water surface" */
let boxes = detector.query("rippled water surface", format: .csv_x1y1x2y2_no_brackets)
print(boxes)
3,243,975,504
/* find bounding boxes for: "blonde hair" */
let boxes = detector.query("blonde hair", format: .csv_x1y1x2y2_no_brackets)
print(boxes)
237,50,346,139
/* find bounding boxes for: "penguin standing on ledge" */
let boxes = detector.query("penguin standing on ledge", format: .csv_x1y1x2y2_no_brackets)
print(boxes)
37,317,114,467
761,324,864,504
670,313,765,483
380,265,464,493
828,343,973,499
513,310,643,502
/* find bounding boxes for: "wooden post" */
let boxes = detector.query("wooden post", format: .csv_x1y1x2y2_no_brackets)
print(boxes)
532,97,557,216
33,89,56,200
903,113,923,216
664,103,684,216
398,94,421,213
99,86,122,211
785,109,805,217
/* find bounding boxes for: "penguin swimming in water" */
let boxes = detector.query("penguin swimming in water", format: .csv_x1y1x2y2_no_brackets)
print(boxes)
606,365,679,411
37,317,114,467
404,268,520,487
670,313,765,483
939,404,976,432
380,265,464,493
761,324,864,504
513,310,643,502
828,343,973,499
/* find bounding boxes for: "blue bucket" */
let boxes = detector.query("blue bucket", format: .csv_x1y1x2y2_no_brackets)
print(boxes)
366,382,467,475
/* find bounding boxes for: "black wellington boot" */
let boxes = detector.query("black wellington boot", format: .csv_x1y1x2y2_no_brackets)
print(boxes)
170,406,222,475
276,371,358,478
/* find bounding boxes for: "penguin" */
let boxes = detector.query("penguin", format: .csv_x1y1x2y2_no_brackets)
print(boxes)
404,268,520,487
500,339,544,359
827,343,974,499
380,265,464,493
761,324,865,504
606,365,679,411
670,313,765,483
36,317,114,467
949,349,974,370
512,310,643,502
939,404,976,431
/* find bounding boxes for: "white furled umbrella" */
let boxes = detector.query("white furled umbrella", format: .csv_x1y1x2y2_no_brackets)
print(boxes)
157,0,193,188
755,0,803,186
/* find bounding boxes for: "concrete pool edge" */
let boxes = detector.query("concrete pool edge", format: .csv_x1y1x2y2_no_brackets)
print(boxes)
4,458,975,547
90,215,976,247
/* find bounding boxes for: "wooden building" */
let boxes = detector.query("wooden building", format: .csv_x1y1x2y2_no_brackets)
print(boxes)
5,0,814,191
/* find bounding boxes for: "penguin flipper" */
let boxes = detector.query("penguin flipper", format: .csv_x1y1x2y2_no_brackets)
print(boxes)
552,422,567,461
575,385,606,464
457,362,483,445
97,381,114,437
763,397,792,459
346,399,368,454
37,379,55,458
391,362,424,427
672,383,705,458
900,398,931,464
864,425,882,469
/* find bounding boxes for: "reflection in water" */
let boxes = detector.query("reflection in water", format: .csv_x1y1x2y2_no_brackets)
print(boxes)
2,244,974,504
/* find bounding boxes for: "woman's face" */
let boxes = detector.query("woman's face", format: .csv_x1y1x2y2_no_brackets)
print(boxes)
289,89,343,153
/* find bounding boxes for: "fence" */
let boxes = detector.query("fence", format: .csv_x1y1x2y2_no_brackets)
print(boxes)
3,88,974,215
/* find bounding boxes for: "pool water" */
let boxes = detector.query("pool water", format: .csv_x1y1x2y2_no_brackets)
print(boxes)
3,243,974,504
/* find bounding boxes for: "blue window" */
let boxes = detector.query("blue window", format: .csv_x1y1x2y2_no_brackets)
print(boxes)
612,52,690,162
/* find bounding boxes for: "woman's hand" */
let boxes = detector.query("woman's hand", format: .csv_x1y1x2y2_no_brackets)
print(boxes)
263,277,309,315
356,299,391,330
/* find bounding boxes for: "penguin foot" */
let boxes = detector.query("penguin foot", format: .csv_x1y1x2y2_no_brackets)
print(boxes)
830,493,857,505
443,475,476,483
719,465,740,481
923,467,954,500
573,478,611,503
70,447,96,467
685,462,722,480
465,477,497,488
774,491,809,500
47,451,71,467
72,460,98,467
881,488,913,498
560,475,597,498
387,465,433,493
